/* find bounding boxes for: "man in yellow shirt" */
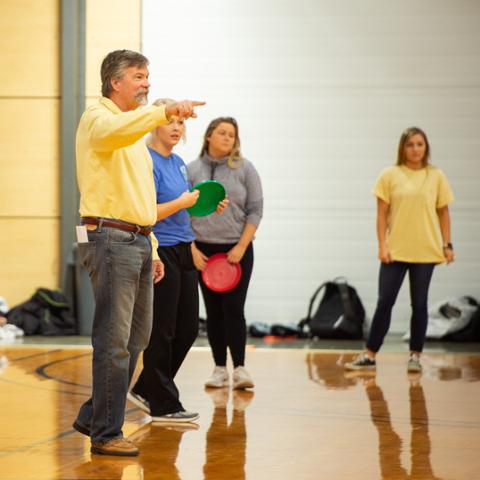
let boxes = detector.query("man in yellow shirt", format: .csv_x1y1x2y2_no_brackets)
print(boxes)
72,49,204,456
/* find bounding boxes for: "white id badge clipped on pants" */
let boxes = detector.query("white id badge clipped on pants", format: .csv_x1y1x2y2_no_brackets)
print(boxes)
76,225,89,243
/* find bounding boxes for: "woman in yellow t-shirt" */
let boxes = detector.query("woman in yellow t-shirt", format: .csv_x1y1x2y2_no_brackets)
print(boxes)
345,127,454,373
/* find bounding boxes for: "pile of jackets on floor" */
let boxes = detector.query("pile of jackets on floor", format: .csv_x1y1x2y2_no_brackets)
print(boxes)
4,288,76,336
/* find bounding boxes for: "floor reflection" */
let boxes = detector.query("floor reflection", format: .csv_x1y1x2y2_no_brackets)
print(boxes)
1,347,479,479
306,352,358,389
203,388,253,480
73,454,144,480
0,354,8,374
425,354,480,382
133,422,200,480
363,375,442,480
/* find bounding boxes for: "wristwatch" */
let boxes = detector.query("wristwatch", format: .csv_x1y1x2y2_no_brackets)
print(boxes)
443,242,453,250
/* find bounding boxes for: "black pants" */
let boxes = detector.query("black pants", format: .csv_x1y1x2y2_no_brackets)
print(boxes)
132,242,199,416
196,241,254,368
366,261,435,353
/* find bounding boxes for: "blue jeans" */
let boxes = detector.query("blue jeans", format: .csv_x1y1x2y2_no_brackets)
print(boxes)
366,261,435,353
75,225,153,444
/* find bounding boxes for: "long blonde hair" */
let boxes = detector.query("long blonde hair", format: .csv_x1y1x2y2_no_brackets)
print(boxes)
199,117,243,169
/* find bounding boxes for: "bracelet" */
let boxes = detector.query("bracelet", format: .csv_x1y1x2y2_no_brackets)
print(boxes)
443,242,453,250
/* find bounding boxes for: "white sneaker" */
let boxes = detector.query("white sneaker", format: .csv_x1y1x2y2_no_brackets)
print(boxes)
205,366,229,388
0,326,15,341
232,366,254,390
3,324,24,337
407,354,422,373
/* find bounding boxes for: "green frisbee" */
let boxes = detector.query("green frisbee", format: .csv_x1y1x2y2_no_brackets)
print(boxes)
187,180,226,217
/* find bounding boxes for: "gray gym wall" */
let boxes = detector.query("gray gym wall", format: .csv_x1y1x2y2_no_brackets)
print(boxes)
142,0,480,333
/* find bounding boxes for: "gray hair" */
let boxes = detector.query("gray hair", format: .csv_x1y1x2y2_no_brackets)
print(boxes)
100,50,149,97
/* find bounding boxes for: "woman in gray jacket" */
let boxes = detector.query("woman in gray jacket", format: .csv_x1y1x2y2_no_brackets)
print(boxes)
188,117,263,390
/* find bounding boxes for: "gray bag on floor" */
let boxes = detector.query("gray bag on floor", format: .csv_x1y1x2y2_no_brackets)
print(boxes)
403,296,479,341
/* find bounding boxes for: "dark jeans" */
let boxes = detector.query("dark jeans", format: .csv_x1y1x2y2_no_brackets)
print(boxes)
75,226,153,444
133,242,199,416
367,261,435,353
196,241,254,368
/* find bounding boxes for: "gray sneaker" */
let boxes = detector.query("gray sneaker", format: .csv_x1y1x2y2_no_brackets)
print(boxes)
407,354,422,372
127,391,150,414
151,410,199,423
344,354,376,371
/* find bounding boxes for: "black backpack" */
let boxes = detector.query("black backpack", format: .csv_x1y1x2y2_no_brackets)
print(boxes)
299,278,365,339
6,288,76,335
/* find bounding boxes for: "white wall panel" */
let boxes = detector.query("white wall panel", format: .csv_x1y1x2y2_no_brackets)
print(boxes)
143,0,480,332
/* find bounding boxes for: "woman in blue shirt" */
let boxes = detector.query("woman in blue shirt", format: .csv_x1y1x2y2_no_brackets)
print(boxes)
127,100,202,423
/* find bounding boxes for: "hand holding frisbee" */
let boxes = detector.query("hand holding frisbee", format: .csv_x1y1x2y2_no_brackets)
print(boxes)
202,253,242,293
187,180,226,217
180,189,200,208
215,198,230,214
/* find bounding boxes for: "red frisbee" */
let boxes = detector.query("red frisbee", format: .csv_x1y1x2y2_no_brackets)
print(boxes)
202,253,242,293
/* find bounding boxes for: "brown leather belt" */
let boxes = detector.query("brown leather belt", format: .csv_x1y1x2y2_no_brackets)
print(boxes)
81,217,153,236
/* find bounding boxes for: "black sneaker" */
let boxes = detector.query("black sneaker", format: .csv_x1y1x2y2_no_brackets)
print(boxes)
344,354,376,371
151,410,199,423
127,391,150,414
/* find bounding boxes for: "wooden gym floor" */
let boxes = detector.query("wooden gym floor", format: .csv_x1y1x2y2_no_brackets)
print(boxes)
0,344,479,479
